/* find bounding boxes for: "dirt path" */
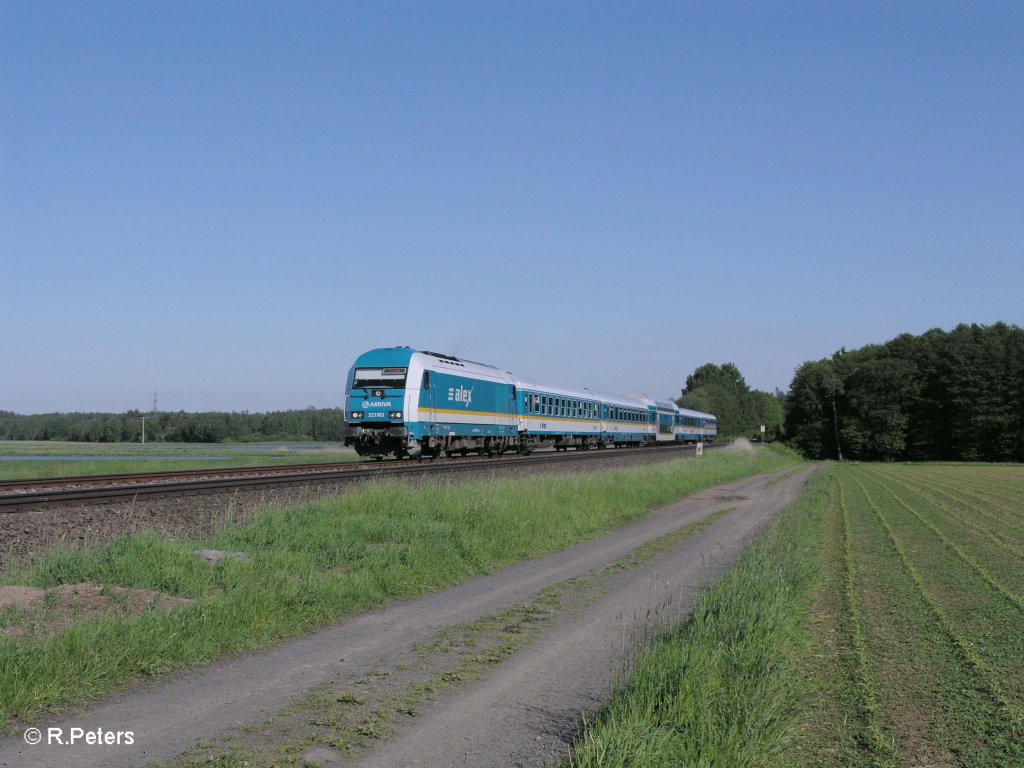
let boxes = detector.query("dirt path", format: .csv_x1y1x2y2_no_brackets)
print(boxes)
2,465,815,768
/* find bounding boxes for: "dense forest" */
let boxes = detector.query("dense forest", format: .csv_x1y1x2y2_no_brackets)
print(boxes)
0,408,345,443
784,323,1024,462
676,363,785,441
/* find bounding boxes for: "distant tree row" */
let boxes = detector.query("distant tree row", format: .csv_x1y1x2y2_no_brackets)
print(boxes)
0,408,346,443
785,323,1024,462
676,363,785,440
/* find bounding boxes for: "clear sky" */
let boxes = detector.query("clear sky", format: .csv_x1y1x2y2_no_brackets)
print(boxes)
2,2,1022,414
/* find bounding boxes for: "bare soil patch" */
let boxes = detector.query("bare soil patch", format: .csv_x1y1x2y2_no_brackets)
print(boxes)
0,582,191,639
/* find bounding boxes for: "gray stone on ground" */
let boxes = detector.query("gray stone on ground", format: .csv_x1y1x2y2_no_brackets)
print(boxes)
194,549,250,563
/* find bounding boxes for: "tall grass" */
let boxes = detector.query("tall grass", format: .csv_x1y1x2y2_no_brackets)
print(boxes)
568,463,824,768
0,447,800,726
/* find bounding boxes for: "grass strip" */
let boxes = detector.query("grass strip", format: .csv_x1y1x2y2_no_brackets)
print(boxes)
565,465,822,768
846,471,1024,734
0,446,801,727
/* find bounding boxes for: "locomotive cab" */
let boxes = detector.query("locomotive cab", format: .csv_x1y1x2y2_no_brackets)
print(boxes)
343,348,419,459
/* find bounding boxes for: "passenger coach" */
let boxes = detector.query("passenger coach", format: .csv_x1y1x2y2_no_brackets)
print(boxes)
343,347,716,459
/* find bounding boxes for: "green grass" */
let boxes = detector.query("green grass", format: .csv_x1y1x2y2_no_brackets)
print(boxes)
0,446,800,727
567,463,824,768
567,462,1024,768
0,441,359,480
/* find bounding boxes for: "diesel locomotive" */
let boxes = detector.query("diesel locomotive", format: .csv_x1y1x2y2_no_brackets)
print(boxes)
343,347,717,459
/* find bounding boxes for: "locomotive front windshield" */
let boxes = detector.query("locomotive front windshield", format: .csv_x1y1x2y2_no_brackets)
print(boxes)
353,367,407,389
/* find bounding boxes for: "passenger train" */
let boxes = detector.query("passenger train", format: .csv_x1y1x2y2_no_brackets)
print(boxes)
343,347,717,460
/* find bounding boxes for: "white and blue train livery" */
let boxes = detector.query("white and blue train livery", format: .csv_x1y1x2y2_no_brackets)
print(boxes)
343,347,717,459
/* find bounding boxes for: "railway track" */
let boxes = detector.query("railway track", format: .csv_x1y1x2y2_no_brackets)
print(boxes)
0,443,724,512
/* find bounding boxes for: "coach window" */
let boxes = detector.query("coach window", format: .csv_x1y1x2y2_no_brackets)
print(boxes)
422,371,430,390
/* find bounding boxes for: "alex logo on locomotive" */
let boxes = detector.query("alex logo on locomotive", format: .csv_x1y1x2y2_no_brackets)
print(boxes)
447,386,474,406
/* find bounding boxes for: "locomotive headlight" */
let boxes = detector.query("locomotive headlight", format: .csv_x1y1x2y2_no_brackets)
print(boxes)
389,411,403,419
351,411,364,419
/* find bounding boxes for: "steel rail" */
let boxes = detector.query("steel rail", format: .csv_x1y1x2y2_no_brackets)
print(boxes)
0,443,725,513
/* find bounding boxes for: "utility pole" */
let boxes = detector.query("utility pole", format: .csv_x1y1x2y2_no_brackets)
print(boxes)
141,416,146,445
830,355,843,461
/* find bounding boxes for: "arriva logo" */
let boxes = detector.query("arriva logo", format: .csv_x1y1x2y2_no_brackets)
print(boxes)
362,400,392,408
447,386,473,407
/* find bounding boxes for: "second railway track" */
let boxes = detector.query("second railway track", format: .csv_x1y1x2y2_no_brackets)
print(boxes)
0,443,725,513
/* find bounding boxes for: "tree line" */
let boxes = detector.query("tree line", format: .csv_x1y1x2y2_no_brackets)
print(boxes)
6,323,1021,460
0,408,346,443
784,323,1024,462
676,363,786,441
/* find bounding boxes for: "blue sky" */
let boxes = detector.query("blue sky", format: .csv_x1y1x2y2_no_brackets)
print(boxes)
2,2,1022,414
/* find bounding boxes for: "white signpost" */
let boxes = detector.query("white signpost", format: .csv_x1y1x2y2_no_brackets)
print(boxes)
695,442,703,457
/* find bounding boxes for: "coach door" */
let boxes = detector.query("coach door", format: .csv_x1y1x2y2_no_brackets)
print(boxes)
423,371,438,434
510,385,518,434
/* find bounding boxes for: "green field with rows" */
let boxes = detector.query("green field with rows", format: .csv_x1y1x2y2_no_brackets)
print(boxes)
796,463,1024,767
568,462,1024,768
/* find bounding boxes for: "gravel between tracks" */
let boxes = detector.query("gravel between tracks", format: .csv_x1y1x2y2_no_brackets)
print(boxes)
0,464,815,768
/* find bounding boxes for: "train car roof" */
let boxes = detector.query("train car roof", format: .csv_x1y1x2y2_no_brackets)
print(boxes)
514,376,648,408
677,407,707,418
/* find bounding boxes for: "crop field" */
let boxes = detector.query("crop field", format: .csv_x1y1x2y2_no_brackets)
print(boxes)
796,463,1024,767
568,462,1024,768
